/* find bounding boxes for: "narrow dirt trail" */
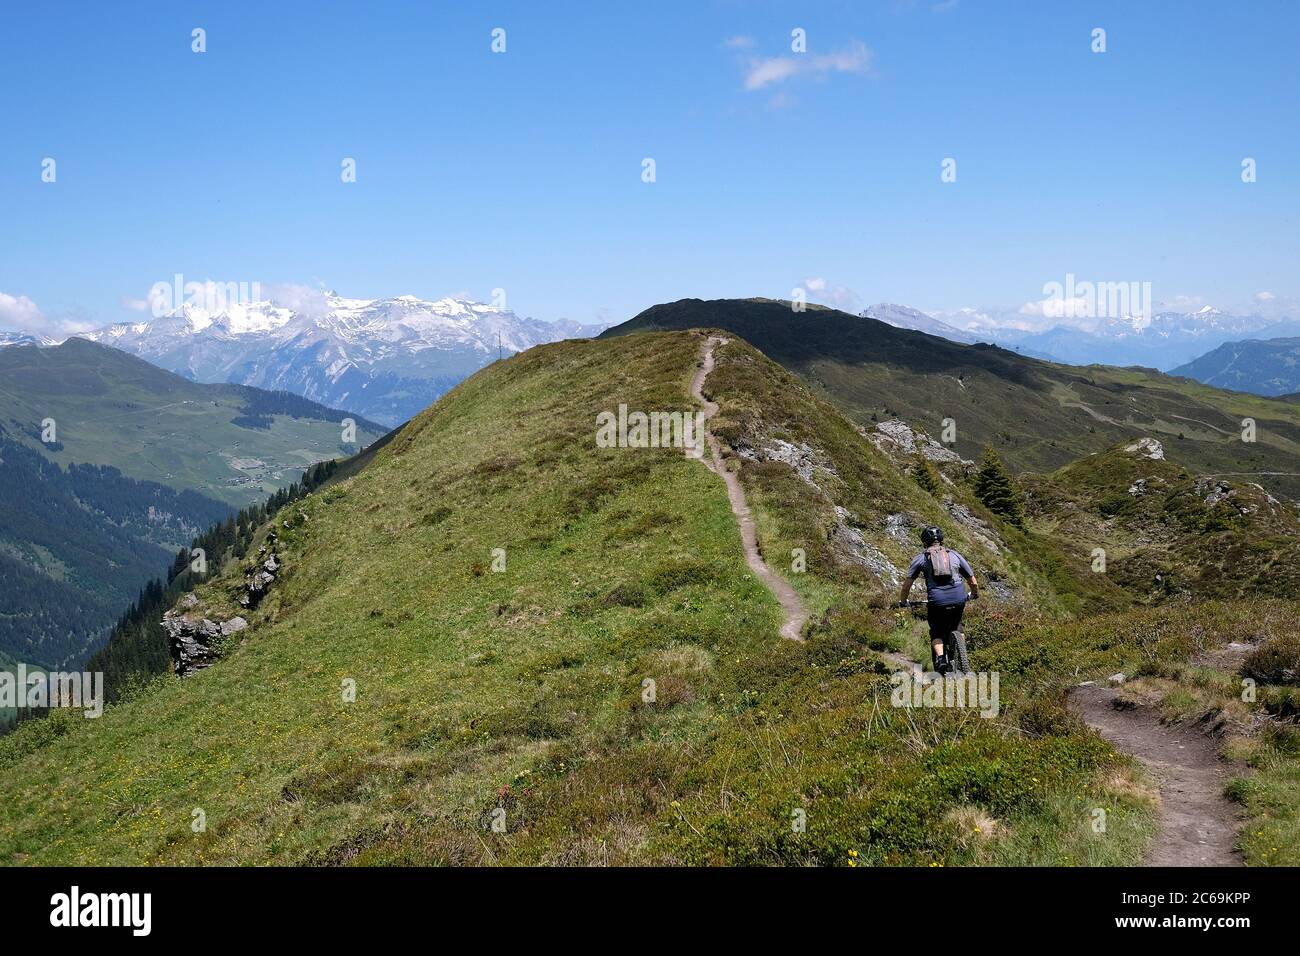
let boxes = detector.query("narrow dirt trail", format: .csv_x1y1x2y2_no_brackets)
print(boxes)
1068,684,1243,866
690,336,808,642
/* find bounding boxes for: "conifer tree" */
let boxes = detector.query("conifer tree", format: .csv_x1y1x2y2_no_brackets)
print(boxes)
972,445,1023,527
911,457,941,496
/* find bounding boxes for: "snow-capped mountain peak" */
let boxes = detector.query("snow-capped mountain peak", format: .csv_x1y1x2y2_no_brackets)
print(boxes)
78,291,608,426
0,329,57,349
860,303,980,343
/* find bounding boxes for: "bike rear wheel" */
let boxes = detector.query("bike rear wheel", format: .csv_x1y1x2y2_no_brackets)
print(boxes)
949,629,970,673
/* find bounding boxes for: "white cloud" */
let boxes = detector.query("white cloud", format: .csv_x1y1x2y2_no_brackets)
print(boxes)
742,40,872,91
1255,290,1275,302
1012,297,1110,332
799,277,860,312
120,288,170,313
0,291,98,338
745,58,800,90
260,282,330,318
1018,296,1094,322
1154,293,1206,312
935,307,1040,333
0,292,43,330
724,35,754,49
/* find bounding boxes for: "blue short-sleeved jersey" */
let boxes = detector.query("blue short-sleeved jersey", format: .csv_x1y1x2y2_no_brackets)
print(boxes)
907,548,972,606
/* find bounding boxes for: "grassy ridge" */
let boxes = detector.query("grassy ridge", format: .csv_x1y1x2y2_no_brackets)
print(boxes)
1024,444,1300,603
0,332,785,863
2,330,1296,865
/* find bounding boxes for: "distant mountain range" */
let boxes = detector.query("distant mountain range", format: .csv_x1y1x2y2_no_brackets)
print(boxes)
6,291,1298,422
1172,336,1300,397
0,338,386,669
860,304,980,343
73,292,608,426
861,302,1300,371
0,330,56,349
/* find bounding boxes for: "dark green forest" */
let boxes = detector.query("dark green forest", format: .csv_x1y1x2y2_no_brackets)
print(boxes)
0,426,231,668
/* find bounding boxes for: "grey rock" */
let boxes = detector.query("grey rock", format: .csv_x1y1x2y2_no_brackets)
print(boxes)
764,438,823,485
221,616,248,636
239,553,282,609
163,612,225,676
943,496,1003,554
985,579,1016,601
868,420,971,466
884,512,918,546
1194,477,1234,508
832,506,903,586
1124,437,1164,460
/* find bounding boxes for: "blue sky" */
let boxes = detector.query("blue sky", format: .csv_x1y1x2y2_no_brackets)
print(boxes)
2,0,1297,334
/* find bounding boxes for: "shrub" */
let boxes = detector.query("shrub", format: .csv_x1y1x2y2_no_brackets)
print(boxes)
646,558,717,593
1242,634,1300,686
1016,697,1081,738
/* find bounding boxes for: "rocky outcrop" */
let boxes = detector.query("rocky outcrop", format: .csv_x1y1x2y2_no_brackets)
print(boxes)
239,535,281,609
734,436,834,491
163,609,247,677
943,495,1003,554
762,438,820,485
867,420,972,467
831,506,903,586
1124,437,1164,460
884,511,920,546
1194,476,1234,508
163,534,281,677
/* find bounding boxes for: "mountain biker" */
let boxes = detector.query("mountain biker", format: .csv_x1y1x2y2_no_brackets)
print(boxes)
896,526,979,675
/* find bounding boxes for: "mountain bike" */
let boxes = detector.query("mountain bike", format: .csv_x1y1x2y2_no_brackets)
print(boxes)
899,593,977,674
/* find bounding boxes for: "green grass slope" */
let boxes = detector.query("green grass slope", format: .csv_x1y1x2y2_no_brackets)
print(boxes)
603,299,1300,500
2,330,1295,866
1024,441,1300,603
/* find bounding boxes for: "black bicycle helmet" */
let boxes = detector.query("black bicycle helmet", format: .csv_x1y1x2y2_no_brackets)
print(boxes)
920,526,944,547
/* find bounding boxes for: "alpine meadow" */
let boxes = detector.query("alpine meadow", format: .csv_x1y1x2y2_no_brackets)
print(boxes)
0,1,1295,939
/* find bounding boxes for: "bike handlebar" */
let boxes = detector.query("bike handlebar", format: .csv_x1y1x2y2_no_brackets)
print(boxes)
899,592,979,608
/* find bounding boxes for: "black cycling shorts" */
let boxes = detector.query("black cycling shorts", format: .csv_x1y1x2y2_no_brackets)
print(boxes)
926,601,966,641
